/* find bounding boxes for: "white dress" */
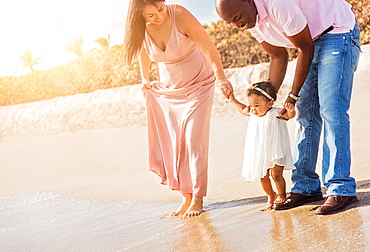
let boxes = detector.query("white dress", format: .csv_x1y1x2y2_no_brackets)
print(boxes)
242,107,294,181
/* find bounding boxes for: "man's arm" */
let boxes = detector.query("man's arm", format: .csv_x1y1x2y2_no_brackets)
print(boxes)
261,25,313,96
287,25,314,98
260,42,289,92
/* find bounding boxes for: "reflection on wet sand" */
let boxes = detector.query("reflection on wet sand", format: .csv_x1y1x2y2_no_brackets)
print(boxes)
172,213,227,252
270,204,366,251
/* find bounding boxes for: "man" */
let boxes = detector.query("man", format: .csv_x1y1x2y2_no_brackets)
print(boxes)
215,0,361,215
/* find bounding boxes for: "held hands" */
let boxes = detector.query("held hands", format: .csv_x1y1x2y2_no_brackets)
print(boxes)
228,92,236,102
278,95,297,120
218,79,233,99
284,102,295,113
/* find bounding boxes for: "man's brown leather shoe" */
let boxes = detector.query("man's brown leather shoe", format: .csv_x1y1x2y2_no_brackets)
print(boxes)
274,192,324,210
315,196,358,215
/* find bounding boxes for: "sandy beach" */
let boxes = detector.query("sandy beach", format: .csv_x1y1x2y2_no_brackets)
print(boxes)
1,45,370,251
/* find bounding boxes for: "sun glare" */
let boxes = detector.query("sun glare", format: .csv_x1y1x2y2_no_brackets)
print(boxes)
0,0,216,76
1,0,127,76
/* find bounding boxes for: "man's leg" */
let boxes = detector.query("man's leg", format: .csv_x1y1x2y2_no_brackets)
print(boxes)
315,23,361,215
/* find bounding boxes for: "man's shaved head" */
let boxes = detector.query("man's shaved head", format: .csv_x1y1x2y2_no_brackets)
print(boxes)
214,0,241,18
214,0,257,29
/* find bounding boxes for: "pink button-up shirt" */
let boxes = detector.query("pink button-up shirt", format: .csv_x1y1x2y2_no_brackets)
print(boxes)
249,0,356,48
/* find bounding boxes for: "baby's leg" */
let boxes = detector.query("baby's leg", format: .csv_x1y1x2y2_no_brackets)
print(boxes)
260,171,276,209
271,165,286,203
171,193,192,216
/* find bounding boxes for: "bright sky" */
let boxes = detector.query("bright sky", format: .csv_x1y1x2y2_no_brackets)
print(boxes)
0,0,220,76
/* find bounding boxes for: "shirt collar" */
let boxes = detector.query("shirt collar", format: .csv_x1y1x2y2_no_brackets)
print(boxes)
253,0,267,25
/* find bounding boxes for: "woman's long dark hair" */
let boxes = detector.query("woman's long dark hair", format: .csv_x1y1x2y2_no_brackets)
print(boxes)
123,0,166,65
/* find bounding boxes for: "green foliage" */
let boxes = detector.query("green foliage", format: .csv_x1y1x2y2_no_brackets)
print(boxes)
206,20,298,68
348,0,370,44
95,35,111,51
19,50,43,72
0,45,160,106
65,37,84,57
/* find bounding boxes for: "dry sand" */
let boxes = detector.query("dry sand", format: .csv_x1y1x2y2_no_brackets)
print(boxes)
0,45,370,251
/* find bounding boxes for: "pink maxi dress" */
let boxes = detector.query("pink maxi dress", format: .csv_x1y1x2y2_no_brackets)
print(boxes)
143,4,215,197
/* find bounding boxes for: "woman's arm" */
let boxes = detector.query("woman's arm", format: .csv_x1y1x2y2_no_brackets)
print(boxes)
138,47,152,96
175,5,233,98
138,47,151,87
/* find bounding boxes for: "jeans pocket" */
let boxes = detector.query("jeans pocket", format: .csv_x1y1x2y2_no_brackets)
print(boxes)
350,36,361,71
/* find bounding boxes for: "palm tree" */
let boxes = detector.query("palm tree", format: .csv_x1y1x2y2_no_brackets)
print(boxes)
19,50,42,72
65,37,84,57
95,34,110,51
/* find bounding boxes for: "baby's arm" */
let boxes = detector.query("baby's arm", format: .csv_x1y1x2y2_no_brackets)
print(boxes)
279,103,296,120
229,93,250,116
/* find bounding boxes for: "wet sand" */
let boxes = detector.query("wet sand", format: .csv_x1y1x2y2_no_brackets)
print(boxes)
1,45,370,251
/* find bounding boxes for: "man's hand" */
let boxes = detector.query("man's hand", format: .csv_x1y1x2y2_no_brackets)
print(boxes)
278,96,296,118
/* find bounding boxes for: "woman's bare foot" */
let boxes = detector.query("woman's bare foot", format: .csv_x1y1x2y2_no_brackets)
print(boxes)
183,197,203,218
171,194,192,216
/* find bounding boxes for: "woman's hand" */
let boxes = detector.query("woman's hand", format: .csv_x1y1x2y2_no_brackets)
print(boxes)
141,82,152,98
218,80,233,99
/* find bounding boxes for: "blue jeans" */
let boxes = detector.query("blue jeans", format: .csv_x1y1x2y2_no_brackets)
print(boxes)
291,22,361,197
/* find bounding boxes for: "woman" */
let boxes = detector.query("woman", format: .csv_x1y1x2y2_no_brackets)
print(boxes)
123,0,232,217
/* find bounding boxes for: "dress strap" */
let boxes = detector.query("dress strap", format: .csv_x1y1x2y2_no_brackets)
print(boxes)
167,4,176,24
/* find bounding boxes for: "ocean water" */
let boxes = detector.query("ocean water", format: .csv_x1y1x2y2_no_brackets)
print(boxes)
3,190,369,252
0,191,184,251
0,190,276,252
0,190,261,252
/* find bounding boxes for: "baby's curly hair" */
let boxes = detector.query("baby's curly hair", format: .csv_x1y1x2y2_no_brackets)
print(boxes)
247,81,277,101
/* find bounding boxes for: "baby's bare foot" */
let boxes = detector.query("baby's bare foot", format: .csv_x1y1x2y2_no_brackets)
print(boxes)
183,197,203,218
265,192,276,210
274,194,286,204
171,194,192,216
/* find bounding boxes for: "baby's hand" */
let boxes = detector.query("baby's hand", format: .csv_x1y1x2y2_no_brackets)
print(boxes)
228,92,235,101
284,102,295,112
